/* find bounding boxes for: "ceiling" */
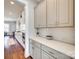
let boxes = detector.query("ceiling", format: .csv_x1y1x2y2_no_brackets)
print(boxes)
4,0,43,21
26,0,43,3
4,0,25,20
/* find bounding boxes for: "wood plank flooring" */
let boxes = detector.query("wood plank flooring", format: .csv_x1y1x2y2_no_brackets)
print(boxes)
4,36,32,59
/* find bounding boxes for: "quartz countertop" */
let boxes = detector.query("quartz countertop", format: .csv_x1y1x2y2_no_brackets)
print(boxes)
29,36,75,58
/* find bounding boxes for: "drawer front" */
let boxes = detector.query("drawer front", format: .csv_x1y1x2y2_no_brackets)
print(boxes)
42,45,71,59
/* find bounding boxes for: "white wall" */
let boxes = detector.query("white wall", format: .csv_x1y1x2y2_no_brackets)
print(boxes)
24,1,36,58
38,28,75,45
28,2,36,36
17,0,36,58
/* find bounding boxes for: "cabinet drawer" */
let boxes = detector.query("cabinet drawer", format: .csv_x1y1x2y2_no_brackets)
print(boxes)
42,45,71,59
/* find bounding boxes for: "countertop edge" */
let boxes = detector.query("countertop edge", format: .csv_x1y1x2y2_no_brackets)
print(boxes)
29,36,75,58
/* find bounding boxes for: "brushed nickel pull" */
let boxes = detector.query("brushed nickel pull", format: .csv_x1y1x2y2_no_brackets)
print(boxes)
50,54,57,59
48,51,55,54
48,51,57,59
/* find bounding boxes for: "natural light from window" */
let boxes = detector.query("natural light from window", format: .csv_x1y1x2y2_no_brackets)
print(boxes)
4,24,9,32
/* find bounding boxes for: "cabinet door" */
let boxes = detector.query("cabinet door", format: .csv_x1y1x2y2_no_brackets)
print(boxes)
34,0,46,28
42,50,50,59
42,44,71,59
49,55,56,59
33,46,41,59
57,0,73,27
47,0,57,27
30,40,42,59
42,50,56,59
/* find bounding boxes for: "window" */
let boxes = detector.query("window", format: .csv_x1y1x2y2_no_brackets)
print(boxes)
4,24,9,32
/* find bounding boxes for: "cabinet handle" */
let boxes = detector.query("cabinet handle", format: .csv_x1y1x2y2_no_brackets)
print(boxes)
48,51,57,59
50,55,57,59
48,51,55,54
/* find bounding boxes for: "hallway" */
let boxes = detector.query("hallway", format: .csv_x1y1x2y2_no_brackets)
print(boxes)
4,36,31,59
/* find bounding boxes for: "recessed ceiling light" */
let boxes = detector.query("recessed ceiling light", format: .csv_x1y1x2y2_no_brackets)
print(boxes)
10,1,15,5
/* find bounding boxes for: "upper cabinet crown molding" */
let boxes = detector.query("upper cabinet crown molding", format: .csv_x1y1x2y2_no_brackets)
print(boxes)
34,0,74,28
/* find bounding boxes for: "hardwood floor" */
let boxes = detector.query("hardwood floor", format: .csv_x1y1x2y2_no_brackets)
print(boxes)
4,36,32,59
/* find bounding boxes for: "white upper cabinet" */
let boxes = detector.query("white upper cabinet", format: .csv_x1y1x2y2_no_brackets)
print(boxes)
47,0,73,27
56,0,73,27
34,0,46,28
47,0,57,27
34,0,74,28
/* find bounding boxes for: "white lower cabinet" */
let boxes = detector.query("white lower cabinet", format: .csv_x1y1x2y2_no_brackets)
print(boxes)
29,40,41,59
49,55,56,59
42,50,50,59
41,45,71,59
42,50,56,59
29,39,73,59
33,46,41,59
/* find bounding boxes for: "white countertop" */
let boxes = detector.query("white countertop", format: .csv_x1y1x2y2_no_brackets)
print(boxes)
29,36,75,58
